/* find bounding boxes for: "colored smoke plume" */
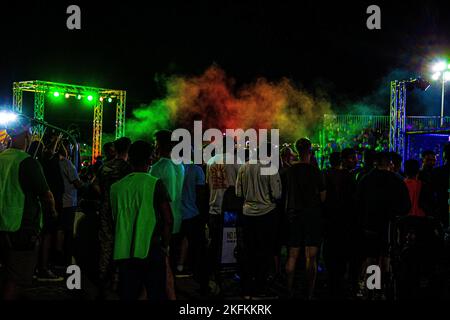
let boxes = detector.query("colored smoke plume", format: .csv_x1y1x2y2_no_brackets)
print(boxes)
126,65,331,142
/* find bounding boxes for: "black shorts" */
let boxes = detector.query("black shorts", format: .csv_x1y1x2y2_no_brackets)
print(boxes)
41,200,64,234
57,207,77,233
287,208,322,248
0,232,39,286
117,246,167,300
180,215,202,240
41,211,58,234
362,230,389,258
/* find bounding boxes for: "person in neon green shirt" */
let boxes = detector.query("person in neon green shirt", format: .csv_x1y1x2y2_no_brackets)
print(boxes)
110,140,173,300
0,115,57,300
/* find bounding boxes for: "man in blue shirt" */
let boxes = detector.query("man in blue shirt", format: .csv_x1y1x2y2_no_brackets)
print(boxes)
177,162,206,285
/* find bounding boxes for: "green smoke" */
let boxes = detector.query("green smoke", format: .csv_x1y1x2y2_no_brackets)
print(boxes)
126,99,173,141
102,133,116,145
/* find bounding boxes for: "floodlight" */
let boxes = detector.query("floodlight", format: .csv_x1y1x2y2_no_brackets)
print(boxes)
407,78,431,91
65,93,70,98
444,71,450,82
432,61,447,73
53,92,60,97
415,78,431,91
432,72,441,81
0,110,18,127
430,60,450,127
87,95,93,101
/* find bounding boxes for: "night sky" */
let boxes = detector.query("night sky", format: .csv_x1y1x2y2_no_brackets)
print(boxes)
0,0,449,128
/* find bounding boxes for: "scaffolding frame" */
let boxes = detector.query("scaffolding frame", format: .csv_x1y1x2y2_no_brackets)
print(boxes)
389,80,407,160
12,80,126,163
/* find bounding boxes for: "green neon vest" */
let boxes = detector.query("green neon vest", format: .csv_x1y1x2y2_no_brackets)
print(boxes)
110,172,158,260
0,148,30,232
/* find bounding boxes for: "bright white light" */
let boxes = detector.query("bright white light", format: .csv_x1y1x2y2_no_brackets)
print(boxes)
445,71,450,82
432,61,447,73
432,72,441,81
0,111,18,126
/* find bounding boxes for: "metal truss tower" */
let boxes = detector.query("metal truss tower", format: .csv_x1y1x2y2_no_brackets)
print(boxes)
389,80,407,161
12,80,126,163
92,99,104,163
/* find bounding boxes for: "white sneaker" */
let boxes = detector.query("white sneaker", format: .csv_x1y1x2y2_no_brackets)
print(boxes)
36,269,64,282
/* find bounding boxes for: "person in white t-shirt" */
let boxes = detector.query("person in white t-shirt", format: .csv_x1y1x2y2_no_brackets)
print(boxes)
205,136,241,291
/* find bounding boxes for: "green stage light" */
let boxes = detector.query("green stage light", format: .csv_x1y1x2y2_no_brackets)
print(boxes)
108,98,112,103
53,92,60,97
87,95,93,101
77,95,82,100
65,93,70,98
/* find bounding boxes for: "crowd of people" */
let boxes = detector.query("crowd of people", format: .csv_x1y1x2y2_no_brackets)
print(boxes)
1,115,450,300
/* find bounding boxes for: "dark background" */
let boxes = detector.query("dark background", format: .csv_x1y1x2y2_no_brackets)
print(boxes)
0,0,449,139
